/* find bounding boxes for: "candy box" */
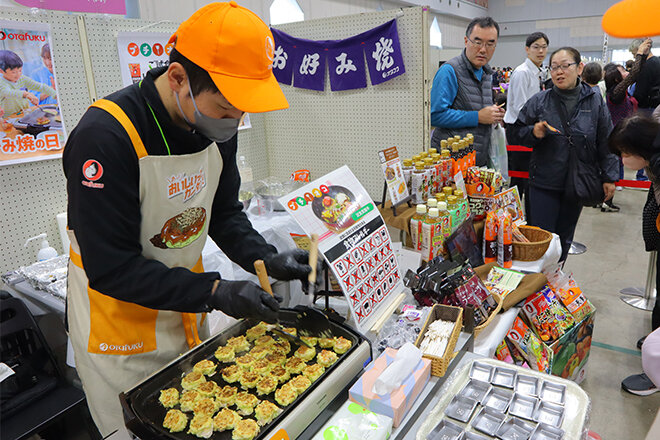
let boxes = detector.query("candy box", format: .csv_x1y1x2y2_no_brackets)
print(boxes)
349,347,431,427
548,306,595,383
522,286,575,343
506,316,552,373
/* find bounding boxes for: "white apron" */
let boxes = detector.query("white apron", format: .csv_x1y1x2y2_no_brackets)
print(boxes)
67,98,222,436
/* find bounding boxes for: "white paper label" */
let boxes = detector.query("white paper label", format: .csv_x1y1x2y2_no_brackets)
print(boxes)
0,363,15,382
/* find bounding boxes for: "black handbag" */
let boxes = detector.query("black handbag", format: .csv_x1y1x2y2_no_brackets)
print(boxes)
552,91,605,206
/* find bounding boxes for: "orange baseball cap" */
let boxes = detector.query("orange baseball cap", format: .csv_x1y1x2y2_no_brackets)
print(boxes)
602,0,660,38
168,1,288,113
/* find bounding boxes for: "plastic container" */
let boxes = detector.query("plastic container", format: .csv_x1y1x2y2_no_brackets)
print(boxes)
454,189,469,225
24,233,58,262
402,159,413,195
424,158,437,199
438,201,452,239
439,149,453,187
410,204,426,252
421,208,440,262
411,162,427,204
447,196,460,232
237,155,253,185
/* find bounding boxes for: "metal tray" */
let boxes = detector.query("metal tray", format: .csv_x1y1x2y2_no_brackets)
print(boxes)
482,387,513,412
496,417,537,440
533,401,564,427
539,381,566,406
508,393,539,421
119,309,363,440
427,418,464,440
491,366,517,388
514,374,541,396
463,432,490,440
469,361,494,383
530,423,565,440
459,379,492,402
445,395,479,423
472,406,506,437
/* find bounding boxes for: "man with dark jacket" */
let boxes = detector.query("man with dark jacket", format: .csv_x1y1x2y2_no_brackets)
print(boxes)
430,17,505,166
631,38,660,114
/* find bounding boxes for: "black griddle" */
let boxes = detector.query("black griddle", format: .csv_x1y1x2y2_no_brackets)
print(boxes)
119,309,365,439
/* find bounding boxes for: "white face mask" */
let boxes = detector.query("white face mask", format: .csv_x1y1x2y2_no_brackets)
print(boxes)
175,86,239,143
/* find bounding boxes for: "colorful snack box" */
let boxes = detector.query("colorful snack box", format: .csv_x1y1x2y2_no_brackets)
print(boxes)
522,286,575,343
506,316,552,373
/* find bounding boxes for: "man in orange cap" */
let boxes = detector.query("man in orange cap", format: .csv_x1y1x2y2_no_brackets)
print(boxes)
63,2,312,435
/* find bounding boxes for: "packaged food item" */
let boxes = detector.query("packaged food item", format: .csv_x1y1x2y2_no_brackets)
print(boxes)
438,202,452,239
495,339,513,363
484,266,524,299
410,204,426,252
497,210,513,269
506,316,552,373
424,158,436,199
522,286,575,343
483,210,498,264
454,189,470,224
432,154,442,193
421,208,441,262
411,162,427,204
512,225,530,242
447,196,460,232
439,149,453,188
402,159,413,195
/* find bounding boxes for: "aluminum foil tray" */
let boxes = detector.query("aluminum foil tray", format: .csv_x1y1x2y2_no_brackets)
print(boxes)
469,361,494,383
496,417,536,440
482,387,513,412
508,393,539,421
491,366,517,388
514,374,541,396
426,419,464,440
445,395,479,423
119,309,363,440
459,379,492,402
463,431,490,440
533,401,564,427
472,406,506,437
539,381,566,406
530,423,565,440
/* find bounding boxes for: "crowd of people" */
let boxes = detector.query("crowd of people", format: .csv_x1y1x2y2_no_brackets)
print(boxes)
431,16,660,397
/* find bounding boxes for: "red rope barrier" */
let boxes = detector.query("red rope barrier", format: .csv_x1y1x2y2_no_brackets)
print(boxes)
506,145,532,152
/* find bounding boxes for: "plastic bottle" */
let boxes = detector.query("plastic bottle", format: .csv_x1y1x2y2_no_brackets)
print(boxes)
484,211,498,263
428,147,438,156
412,154,422,164
442,186,454,198
454,189,469,224
419,151,429,160
451,143,460,179
410,204,426,251
435,193,446,204
237,155,253,186
447,196,460,232
467,134,476,167
421,208,441,262
440,139,448,151
24,233,58,261
427,197,438,210
431,154,442,192
424,158,436,200
411,162,427,204
402,159,413,195
438,201,452,239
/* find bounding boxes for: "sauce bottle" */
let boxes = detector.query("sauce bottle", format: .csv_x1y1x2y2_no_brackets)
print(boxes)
439,149,453,187
435,193,447,204
419,151,429,160
427,197,438,210
421,207,441,262
451,143,460,179
467,133,475,167
441,139,448,151
484,210,498,263
410,204,426,251
438,201,452,239
424,158,436,200
442,186,454,198
454,189,469,224
402,159,413,195
447,195,460,232
411,162,427,204
429,147,438,156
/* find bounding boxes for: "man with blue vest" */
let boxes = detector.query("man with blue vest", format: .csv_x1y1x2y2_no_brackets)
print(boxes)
431,17,504,166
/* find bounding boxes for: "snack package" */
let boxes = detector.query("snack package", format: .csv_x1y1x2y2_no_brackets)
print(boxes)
543,266,593,322
312,401,392,440
483,210,498,264
522,286,575,343
506,316,552,373
497,210,513,268
495,339,513,363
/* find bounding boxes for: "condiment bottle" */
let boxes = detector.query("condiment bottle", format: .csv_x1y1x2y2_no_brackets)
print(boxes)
438,201,452,239
419,151,429,160
451,143,460,178
410,204,426,251
427,197,438,210
454,189,469,224
402,159,413,195
429,147,438,156
411,162,427,204
447,195,460,231
424,158,436,200
441,139,448,151
484,210,498,263
421,208,441,262
431,154,442,192
440,149,453,186
435,193,446,204
442,186,454,198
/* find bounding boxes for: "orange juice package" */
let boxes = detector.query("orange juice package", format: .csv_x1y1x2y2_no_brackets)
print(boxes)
506,316,552,373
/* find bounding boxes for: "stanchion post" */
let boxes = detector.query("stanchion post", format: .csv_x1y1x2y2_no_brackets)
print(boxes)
620,251,657,311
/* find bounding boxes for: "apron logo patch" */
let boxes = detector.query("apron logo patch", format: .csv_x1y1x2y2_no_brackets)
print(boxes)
82,159,104,189
99,341,143,353
150,207,207,249
167,168,206,202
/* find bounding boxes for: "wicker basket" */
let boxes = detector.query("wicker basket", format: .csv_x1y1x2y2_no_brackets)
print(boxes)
474,292,503,337
415,305,463,377
513,225,552,261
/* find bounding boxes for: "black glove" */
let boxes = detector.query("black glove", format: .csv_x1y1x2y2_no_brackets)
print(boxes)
208,280,280,323
263,249,314,281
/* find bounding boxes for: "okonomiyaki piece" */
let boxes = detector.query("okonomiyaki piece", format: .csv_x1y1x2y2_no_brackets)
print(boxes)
281,327,297,337
300,336,318,347
222,365,242,384
234,391,259,415
227,335,250,353
302,363,325,382
213,407,241,432
197,380,219,398
249,344,270,360
159,387,179,408
232,418,260,440
266,352,286,367
318,337,335,349
217,385,238,408
252,358,271,375
163,409,188,433
271,339,291,355
239,370,260,390
182,371,206,390
193,397,219,417
180,390,201,412
294,345,316,362
255,400,282,426
284,356,306,375
274,383,298,406
333,336,352,354
188,414,214,438
270,365,290,384
317,350,338,367
256,376,278,396
288,375,312,394
235,354,256,371
214,345,236,363
246,323,267,341
193,359,217,376
254,335,275,347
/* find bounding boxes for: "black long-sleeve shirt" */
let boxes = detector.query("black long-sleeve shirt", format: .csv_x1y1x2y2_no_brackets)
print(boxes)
63,67,276,313
633,55,660,109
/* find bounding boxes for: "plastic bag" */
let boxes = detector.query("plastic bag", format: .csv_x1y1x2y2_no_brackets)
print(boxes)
372,343,422,395
489,123,509,182
312,400,392,440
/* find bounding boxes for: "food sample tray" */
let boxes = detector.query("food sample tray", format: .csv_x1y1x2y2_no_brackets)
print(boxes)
416,359,590,440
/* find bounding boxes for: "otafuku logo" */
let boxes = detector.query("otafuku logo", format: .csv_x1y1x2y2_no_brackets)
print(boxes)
99,342,144,352
0,30,46,41
83,159,103,181
265,35,274,68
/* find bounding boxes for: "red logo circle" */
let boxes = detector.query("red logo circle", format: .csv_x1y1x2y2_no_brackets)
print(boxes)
82,160,103,181
152,43,163,56
0,31,6,41
127,42,139,57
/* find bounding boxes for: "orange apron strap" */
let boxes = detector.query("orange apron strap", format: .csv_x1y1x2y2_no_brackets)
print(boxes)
91,99,148,159
182,256,206,348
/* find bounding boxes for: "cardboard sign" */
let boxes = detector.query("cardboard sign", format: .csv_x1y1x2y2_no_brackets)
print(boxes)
378,146,409,205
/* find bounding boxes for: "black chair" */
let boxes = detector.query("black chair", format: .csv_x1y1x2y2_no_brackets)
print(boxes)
1,296,99,440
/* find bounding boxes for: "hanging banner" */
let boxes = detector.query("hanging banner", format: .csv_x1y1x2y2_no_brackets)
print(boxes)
14,0,126,15
271,19,405,92
279,166,403,332
0,21,66,166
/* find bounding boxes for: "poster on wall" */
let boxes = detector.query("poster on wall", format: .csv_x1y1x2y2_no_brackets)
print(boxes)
279,166,403,332
0,21,66,166
378,146,410,206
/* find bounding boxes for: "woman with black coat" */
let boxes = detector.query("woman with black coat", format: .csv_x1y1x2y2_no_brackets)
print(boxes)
507,47,619,262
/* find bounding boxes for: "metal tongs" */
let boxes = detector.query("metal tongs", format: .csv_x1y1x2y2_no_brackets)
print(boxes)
297,234,333,338
254,259,312,348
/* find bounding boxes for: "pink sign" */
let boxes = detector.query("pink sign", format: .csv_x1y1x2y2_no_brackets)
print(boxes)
14,0,126,15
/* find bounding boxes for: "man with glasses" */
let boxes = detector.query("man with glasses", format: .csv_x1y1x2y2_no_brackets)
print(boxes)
504,32,549,222
431,17,503,166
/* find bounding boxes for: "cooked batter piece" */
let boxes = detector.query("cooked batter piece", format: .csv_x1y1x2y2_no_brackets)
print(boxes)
256,376,278,395
227,335,250,353
163,409,187,433
333,336,352,354
255,400,282,426
193,359,217,376
222,365,241,383
234,391,259,415
196,380,218,398
214,345,236,363
159,387,179,408
179,390,201,412
181,371,206,390
216,385,238,407
232,418,260,440
239,370,260,390
302,363,325,382
317,349,338,367
284,356,306,375
188,414,214,438
294,345,316,362
213,407,241,432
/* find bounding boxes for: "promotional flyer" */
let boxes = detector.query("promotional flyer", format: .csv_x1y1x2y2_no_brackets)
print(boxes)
378,146,410,206
279,166,403,331
0,21,66,166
